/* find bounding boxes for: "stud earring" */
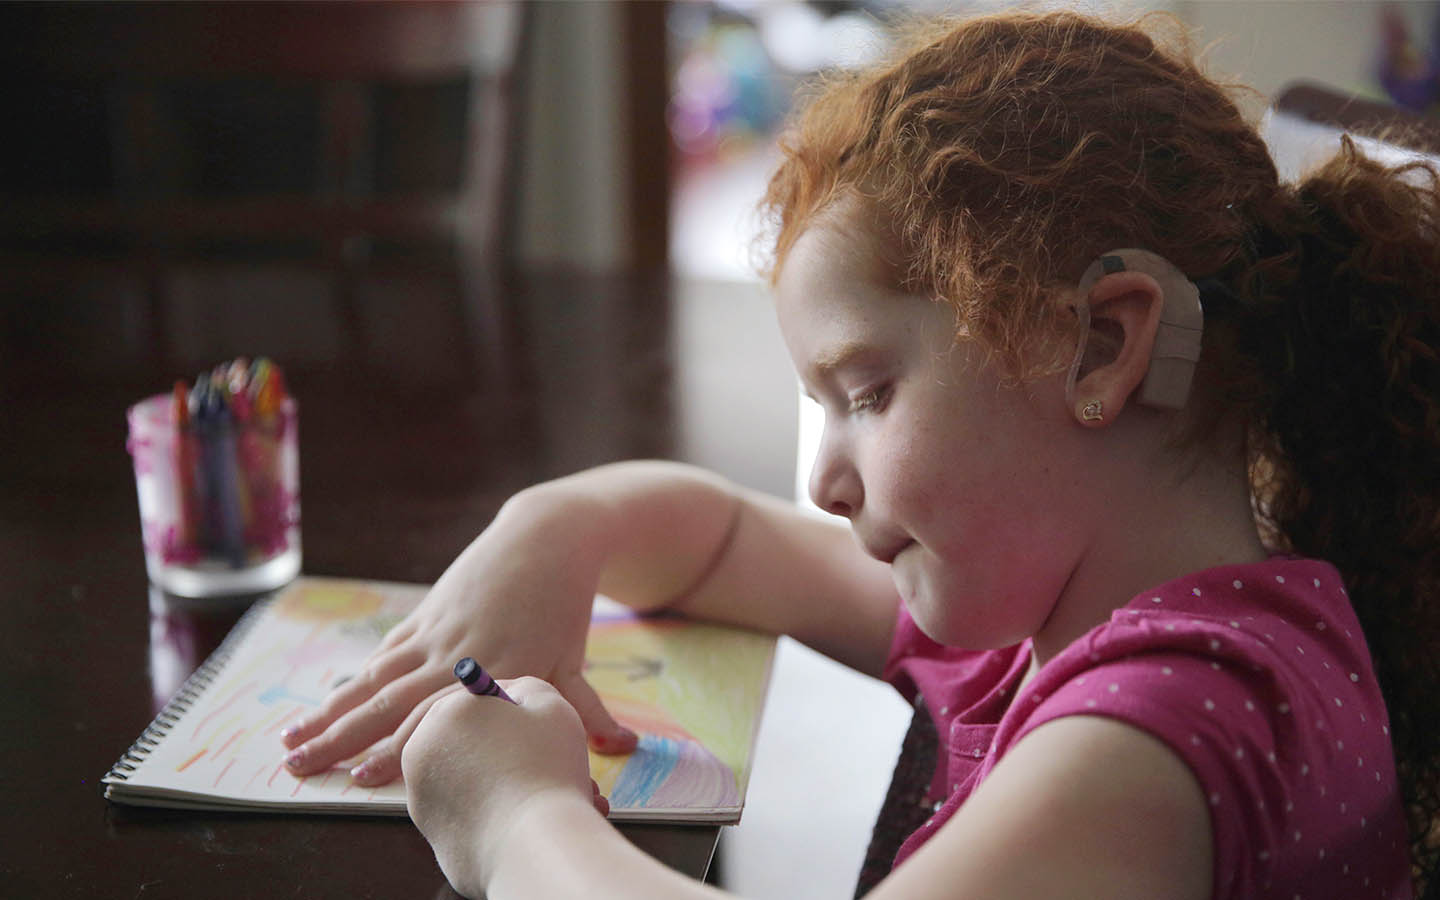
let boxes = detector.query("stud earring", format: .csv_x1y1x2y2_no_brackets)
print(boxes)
1081,400,1104,422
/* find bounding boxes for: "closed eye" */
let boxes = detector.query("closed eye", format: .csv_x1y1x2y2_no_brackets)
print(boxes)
848,383,892,415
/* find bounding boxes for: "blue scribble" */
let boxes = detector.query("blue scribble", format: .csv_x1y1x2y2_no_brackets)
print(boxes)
609,734,679,808
257,684,321,706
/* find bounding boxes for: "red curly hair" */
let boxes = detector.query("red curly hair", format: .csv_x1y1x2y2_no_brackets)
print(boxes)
761,10,1440,891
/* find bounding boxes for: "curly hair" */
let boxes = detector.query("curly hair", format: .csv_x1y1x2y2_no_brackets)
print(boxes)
760,10,1440,891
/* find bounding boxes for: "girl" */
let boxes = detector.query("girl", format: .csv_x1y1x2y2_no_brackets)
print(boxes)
280,11,1439,898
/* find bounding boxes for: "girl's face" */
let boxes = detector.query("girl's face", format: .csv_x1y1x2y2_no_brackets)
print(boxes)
775,218,1088,649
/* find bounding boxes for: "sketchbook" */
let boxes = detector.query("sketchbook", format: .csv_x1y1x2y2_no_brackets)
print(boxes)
103,577,777,824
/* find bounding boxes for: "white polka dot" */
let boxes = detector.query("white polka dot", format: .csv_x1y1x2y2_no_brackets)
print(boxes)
1264,632,1275,642
1235,747,1245,760
1384,725,1390,735
1085,699,1097,708
1107,683,1119,693
1076,676,1086,685
1191,734,1202,746
1031,694,1042,703
1334,697,1343,707
1294,830,1302,842
1278,702,1291,714
1258,849,1270,861
1301,763,1310,776
1349,672,1359,682
1296,645,1306,655
1268,751,1277,763
1313,578,1322,588
1210,639,1221,651
1245,700,1255,711
1210,792,1221,806
1319,848,1326,861
998,687,1007,697
1233,579,1244,589
1337,740,1345,750
1276,575,1286,584
1161,666,1174,676
1315,621,1327,631
1211,662,1222,671
1088,652,1099,663
939,706,949,716
972,748,982,758
1342,863,1349,874
1229,620,1240,628
1204,698,1215,711
1150,596,1163,604
1320,785,1327,797
1358,756,1365,767
1192,587,1202,597
1361,817,1367,827
1286,801,1294,812
1377,771,1383,782
1165,623,1176,632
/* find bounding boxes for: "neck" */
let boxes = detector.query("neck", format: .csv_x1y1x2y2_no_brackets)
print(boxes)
1029,444,1268,670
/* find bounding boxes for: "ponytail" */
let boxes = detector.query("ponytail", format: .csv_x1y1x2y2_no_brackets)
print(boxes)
1235,137,1440,889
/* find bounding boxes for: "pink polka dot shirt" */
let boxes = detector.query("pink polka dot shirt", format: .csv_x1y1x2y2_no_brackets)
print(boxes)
882,556,1412,898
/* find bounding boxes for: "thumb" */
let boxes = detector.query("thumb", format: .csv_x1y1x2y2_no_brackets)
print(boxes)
553,671,639,755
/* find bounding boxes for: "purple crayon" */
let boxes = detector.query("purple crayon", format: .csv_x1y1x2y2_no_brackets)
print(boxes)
454,657,515,703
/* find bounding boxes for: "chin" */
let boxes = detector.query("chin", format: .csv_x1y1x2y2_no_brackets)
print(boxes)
896,569,1034,650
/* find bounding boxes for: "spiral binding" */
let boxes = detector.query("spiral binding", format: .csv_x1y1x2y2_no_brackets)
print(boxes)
103,598,273,785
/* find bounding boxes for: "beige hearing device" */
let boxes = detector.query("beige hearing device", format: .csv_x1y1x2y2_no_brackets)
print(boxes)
1065,248,1205,412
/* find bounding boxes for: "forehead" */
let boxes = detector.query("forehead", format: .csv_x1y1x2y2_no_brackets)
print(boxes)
774,217,957,370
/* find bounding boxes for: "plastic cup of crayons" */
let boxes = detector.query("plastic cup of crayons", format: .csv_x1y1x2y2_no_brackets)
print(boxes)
126,358,301,598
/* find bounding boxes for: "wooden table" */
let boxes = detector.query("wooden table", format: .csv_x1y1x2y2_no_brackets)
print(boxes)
0,267,795,898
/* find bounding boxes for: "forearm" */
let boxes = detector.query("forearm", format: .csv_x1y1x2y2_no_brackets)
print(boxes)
500,460,744,613
483,791,728,900
508,460,899,676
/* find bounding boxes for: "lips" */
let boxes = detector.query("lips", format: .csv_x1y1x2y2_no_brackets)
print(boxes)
861,535,913,565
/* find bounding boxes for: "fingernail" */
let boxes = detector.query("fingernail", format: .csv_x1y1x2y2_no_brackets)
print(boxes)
350,761,370,782
284,748,305,769
279,726,297,740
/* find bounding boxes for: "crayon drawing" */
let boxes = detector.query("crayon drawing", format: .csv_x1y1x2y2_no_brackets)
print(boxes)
105,579,775,822
582,598,775,819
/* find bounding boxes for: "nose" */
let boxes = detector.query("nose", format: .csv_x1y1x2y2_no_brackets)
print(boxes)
808,422,862,519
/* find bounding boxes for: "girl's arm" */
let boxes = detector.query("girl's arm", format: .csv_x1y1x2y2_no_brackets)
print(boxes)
406,681,1213,900
283,460,898,783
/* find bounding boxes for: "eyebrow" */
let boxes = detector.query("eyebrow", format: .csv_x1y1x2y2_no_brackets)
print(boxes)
810,339,876,378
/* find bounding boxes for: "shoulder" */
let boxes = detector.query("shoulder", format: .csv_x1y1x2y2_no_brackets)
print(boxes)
871,715,1212,900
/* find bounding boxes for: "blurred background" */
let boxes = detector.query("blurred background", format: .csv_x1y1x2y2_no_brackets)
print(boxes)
3,2,1438,897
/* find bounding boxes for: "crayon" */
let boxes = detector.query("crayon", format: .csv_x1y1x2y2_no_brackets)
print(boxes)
453,658,515,703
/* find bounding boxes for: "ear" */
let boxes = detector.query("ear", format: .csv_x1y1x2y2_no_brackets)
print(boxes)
1069,271,1164,428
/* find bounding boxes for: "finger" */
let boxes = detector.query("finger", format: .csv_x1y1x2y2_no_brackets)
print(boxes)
373,617,419,654
591,779,611,818
551,671,639,755
280,646,426,749
349,683,464,787
284,666,449,775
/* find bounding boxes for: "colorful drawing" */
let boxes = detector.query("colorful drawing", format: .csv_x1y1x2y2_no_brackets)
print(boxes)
104,579,775,822
581,599,774,818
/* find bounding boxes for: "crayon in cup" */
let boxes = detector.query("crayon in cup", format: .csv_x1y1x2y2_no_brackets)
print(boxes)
126,358,301,598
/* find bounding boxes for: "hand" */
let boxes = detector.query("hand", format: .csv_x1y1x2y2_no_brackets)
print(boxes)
403,678,603,897
280,498,639,785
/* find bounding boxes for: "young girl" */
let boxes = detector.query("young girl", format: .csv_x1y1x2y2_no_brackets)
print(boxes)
279,11,1439,898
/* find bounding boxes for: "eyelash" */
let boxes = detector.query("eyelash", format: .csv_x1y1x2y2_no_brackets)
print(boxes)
848,384,891,415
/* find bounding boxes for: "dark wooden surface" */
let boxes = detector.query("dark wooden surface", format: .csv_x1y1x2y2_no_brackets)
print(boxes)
0,262,795,898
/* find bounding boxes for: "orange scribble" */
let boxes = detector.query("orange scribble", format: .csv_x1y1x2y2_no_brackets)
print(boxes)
177,748,208,772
